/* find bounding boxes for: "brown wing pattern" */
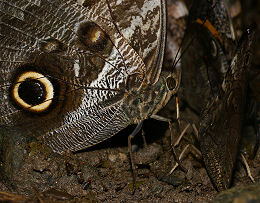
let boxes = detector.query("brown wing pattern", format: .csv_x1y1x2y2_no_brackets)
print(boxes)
0,0,166,153
199,29,255,191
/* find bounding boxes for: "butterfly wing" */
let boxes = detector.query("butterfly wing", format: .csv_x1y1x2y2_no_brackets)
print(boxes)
180,0,248,191
199,29,255,190
181,0,236,113
181,22,228,113
0,0,166,153
107,0,166,84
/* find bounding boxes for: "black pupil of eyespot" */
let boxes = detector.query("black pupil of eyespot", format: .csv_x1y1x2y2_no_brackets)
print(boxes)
18,79,46,106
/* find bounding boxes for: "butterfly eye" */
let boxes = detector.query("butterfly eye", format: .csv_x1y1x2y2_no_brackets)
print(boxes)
11,71,54,113
166,76,177,91
78,21,109,51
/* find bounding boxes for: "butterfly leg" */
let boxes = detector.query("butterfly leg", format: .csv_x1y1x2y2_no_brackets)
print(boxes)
252,119,260,158
235,98,259,183
168,144,202,175
168,123,201,175
141,129,147,148
150,115,187,172
241,153,255,183
176,96,181,126
173,123,191,147
247,99,260,158
128,121,144,194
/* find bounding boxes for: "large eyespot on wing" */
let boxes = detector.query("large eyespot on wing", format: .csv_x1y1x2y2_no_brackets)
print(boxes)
11,71,54,113
0,0,150,153
77,21,110,52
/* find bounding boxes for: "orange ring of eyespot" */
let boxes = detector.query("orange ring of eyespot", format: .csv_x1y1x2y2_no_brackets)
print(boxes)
12,71,54,112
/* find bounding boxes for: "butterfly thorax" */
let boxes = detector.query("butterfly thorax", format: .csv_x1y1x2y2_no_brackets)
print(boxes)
122,72,174,124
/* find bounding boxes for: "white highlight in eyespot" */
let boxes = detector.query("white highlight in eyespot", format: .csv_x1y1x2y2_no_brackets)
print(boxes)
12,71,54,112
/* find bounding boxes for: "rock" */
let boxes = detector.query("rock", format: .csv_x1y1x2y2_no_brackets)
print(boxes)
212,184,260,203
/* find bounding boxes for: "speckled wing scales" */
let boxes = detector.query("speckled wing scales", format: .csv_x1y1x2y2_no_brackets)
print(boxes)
45,101,130,153
0,0,166,153
199,30,255,191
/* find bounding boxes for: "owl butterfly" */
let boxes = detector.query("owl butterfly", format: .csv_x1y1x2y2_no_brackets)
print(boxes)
0,0,180,154
181,0,256,191
198,27,255,191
